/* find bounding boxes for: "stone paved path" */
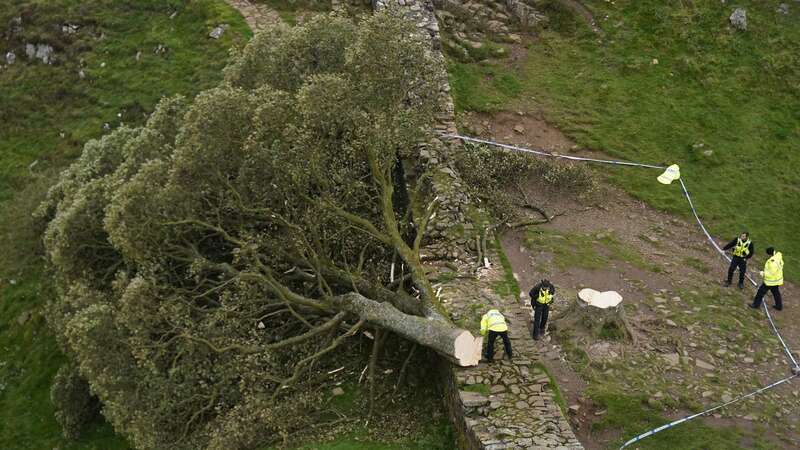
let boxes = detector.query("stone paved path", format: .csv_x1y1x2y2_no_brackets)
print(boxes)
440,259,583,449
224,0,281,31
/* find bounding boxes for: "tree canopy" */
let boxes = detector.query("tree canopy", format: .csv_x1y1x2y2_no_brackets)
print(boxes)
38,13,469,450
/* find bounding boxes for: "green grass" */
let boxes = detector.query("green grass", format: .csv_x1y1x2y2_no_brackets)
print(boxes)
534,363,567,416
448,61,523,112
524,228,658,272
0,1,250,448
0,0,251,202
589,389,777,449
448,0,800,282
461,383,491,397
682,257,711,274
492,235,522,298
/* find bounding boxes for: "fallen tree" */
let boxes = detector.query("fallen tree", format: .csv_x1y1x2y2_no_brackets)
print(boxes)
38,13,479,450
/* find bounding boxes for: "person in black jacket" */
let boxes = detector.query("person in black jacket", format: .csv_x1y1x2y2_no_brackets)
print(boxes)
529,279,555,340
722,232,754,289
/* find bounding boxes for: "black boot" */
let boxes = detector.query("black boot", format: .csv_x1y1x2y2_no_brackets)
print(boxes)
724,280,731,287
738,282,744,289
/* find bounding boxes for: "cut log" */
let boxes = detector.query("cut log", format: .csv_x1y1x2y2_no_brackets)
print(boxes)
551,288,636,343
334,292,483,366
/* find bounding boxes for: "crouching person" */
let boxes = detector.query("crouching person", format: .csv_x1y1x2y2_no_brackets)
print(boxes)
480,308,512,362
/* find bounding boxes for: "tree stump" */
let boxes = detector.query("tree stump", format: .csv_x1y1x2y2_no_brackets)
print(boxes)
550,288,636,343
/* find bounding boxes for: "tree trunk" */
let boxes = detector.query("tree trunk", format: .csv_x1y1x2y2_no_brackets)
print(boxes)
551,289,635,343
334,292,482,366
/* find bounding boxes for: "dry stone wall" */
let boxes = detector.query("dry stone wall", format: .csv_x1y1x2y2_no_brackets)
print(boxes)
435,259,583,450
373,0,474,260
372,2,584,448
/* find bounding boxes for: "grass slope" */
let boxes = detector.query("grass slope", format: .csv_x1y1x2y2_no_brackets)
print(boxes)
0,1,250,448
1,3,454,449
448,0,800,281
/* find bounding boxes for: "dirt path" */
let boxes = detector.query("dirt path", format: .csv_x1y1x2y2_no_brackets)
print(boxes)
469,112,800,448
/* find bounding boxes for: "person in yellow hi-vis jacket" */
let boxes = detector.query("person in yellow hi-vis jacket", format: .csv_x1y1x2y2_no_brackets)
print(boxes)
750,247,784,311
480,309,512,362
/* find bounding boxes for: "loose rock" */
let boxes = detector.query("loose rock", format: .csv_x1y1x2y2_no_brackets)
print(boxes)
61,23,79,34
695,358,715,370
459,390,489,407
25,43,55,64
730,8,747,31
209,24,228,39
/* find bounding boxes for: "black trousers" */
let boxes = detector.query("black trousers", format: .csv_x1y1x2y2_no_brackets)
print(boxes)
752,284,783,310
485,330,512,360
726,257,747,284
532,304,550,337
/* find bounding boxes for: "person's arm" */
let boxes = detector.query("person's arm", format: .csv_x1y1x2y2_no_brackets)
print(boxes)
529,284,541,307
746,242,755,259
480,314,488,336
722,238,736,251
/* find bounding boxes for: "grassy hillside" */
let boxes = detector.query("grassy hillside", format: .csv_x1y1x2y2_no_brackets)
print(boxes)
449,0,800,280
0,1,250,448
1,3,454,449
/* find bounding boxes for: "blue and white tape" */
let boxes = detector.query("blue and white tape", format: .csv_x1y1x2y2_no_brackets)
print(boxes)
444,132,800,446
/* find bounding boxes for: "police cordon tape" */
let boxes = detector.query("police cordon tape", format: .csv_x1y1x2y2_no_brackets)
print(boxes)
442,133,800,446
678,178,800,369
444,132,798,368
618,373,799,449
444,134,667,170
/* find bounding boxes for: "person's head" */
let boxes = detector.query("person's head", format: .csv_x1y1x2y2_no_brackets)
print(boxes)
766,247,775,256
740,231,749,240
540,279,553,290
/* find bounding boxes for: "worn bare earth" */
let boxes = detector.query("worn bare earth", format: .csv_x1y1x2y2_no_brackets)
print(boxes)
468,112,800,448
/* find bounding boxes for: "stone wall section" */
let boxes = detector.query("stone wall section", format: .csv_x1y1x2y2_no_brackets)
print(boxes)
435,259,583,449
370,2,583,448
373,0,472,260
